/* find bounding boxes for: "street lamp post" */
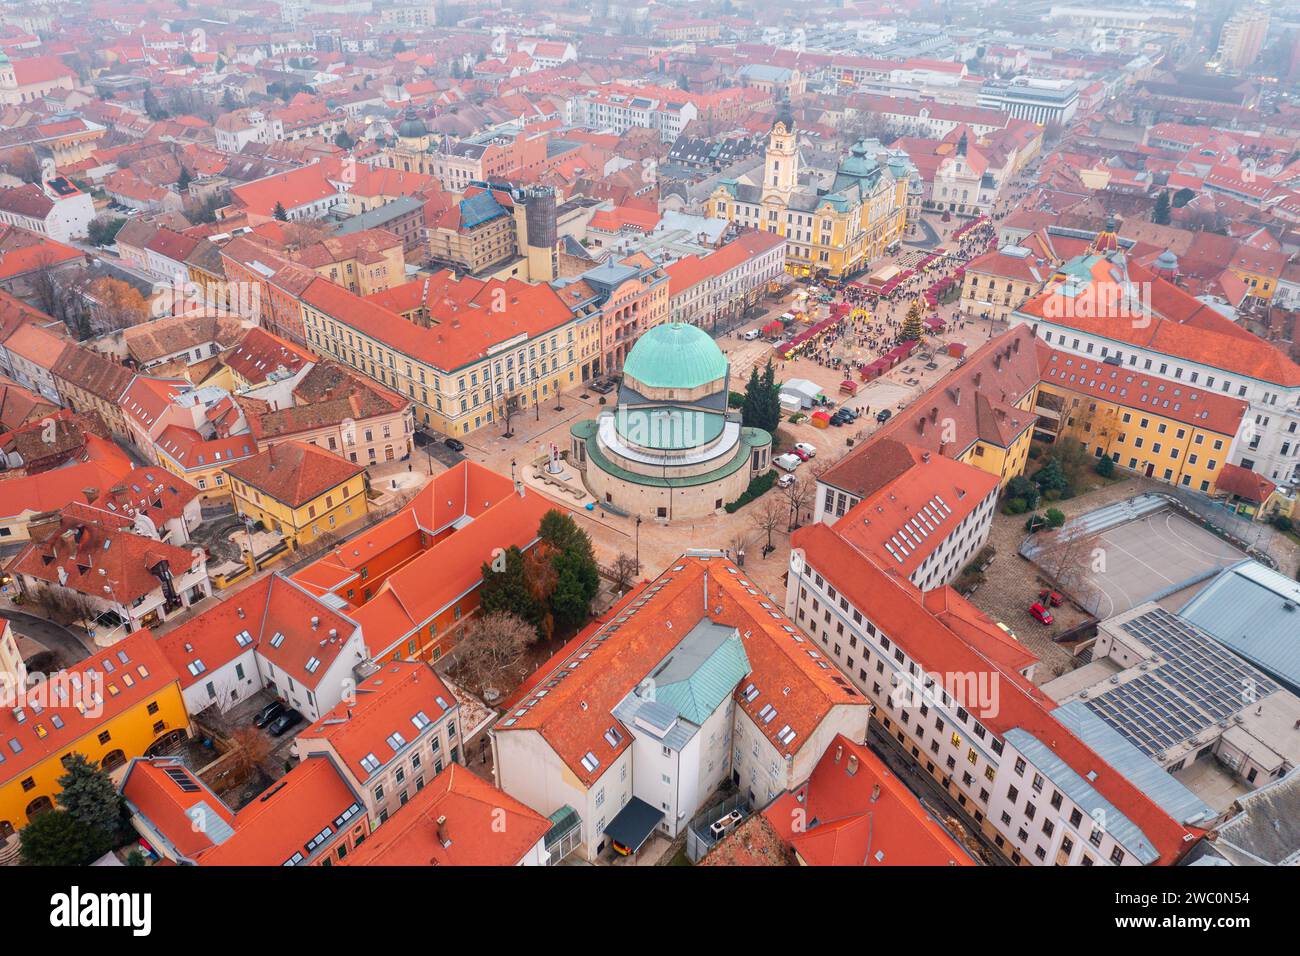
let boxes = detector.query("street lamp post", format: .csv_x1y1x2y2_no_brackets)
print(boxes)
635,515,642,574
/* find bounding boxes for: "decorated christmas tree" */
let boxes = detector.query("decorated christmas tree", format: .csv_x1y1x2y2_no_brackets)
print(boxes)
901,297,924,342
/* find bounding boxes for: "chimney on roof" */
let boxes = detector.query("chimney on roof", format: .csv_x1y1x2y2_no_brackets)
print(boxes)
834,744,843,763
917,416,926,434
28,512,60,543
311,615,320,630
846,753,859,776
81,487,99,504
921,452,930,463
1012,337,1020,354
973,372,982,388
435,814,450,847
930,405,939,423
236,606,245,619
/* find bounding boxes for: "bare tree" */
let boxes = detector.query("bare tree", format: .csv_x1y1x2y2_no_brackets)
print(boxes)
523,544,558,639
280,217,332,254
452,610,536,692
750,496,786,555
781,476,814,532
1040,527,1100,611
609,552,640,592
224,726,273,784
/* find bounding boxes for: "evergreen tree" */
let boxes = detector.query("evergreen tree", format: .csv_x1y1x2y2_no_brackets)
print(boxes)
1033,456,1069,493
901,298,924,341
551,546,600,630
479,546,542,629
1152,189,1171,225
741,366,763,430
20,810,111,866
537,510,599,629
273,201,289,221
56,753,125,838
177,167,192,192
759,359,779,432
741,361,780,433
143,87,167,120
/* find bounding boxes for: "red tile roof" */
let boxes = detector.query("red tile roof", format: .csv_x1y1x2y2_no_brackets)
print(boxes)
343,764,550,866
831,440,1000,579
0,629,181,785
4,502,202,604
157,573,360,692
120,758,237,860
1020,254,1300,386
293,461,554,653
1036,343,1247,436
498,554,867,788
198,756,362,866
297,660,455,781
223,439,364,508
764,734,977,865
310,271,575,373
789,522,1200,865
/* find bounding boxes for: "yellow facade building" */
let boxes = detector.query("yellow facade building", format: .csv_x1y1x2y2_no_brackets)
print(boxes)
225,440,369,550
0,630,189,839
707,119,915,281
1035,348,1247,493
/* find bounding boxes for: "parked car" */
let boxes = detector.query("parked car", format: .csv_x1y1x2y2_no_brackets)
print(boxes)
793,446,813,461
1038,589,1065,607
589,379,615,394
742,329,761,341
774,453,802,472
876,408,893,423
1029,603,1054,625
777,473,797,488
253,701,285,729
268,708,304,737
794,442,817,458
444,437,465,452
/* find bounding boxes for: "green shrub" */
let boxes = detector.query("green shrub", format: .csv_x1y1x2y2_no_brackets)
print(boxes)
724,470,778,513
728,391,745,409
1006,475,1040,510
1268,514,1293,533
1028,445,1043,460
1046,508,1065,528
1095,455,1115,478
1004,497,1028,515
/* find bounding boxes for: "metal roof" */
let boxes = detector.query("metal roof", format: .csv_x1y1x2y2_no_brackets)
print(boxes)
623,322,728,391
1178,559,1300,694
1003,728,1160,865
1052,701,1217,826
649,619,751,726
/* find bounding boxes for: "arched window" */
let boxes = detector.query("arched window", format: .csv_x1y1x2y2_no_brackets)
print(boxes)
101,749,127,773
0,820,14,840
25,796,53,822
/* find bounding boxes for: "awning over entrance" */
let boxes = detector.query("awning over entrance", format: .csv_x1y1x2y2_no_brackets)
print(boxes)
605,797,664,855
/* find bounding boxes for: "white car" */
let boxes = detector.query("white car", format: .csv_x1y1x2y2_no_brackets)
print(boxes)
777,473,797,488
794,442,817,459
774,453,802,472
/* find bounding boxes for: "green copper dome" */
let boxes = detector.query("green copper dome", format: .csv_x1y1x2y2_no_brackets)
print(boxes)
622,323,727,391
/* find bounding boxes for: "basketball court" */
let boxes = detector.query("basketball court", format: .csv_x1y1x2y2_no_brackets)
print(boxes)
1032,504,1246,620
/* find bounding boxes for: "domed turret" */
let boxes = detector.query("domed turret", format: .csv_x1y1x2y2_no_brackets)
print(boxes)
397,108,428,140
622,323,728,397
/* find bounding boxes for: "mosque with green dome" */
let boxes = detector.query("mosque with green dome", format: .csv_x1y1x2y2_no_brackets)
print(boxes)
569,323,772,520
